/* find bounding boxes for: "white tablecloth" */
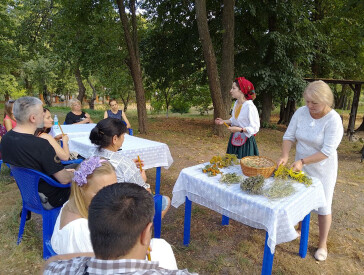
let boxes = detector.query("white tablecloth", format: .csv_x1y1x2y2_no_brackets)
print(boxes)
50,123,96,140
172,164,326,253
50,124,173,170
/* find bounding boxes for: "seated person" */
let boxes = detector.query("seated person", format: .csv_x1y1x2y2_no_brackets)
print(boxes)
51,157,178,270
35,108,70,161
65,98,93,125
0,97,73,209
89,118,171,218
4,100,17,131
104,99,131,128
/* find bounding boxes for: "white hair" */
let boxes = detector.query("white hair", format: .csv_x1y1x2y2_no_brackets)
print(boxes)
13,96,43,124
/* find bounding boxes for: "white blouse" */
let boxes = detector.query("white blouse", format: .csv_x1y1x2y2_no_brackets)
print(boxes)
229,100,260,137
283,106,343,215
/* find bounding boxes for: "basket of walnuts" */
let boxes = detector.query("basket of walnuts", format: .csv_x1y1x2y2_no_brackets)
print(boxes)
240,156,276,178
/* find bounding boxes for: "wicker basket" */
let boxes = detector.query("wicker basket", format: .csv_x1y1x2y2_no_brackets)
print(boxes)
240,156,276,178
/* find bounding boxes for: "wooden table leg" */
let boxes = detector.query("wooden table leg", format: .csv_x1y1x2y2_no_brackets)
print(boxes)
299,213,311,258
155,167,161,195
183,197,192,246
261,232,274,275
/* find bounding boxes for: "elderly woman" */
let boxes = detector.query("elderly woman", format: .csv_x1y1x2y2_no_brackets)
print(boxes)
51,157,178,270
104,99,131,128
89,118,171,218
4,100,17,131
34,108,70,161
65,98,93,125
215,77,260,158
277,80,343,261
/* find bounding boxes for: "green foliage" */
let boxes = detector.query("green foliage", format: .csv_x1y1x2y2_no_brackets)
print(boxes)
261,122,277,130
171,94,191,115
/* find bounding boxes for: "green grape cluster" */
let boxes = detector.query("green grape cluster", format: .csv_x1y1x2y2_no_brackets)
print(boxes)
240,174,265,195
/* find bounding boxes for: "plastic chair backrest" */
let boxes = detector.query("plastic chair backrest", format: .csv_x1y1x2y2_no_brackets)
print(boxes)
11,166,68,213
10,166,70,258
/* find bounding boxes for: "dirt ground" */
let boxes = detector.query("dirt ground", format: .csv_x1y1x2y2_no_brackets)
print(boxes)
0,113,363,274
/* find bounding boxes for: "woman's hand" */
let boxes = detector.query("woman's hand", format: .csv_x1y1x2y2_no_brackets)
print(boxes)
133,158,145,169
61,134,69,144
215,118,224,125
276,157,288,168
290,160,303,172
228,126,243,133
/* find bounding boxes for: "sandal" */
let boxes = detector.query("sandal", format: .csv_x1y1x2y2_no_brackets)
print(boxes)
314,248,327,261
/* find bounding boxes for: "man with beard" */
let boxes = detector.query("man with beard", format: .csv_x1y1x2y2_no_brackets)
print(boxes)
0,97,73,210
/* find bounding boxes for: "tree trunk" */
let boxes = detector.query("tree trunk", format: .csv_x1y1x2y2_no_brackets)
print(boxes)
260,1,278,124
261,92,273,124
43,84,52,106
347,84,361,140
121,91,130,112
220,0,235,118
75,67,86,104
356,115,364,131
116,0,148,134
86,78,97,110
195,0,227,136
277,101,285,124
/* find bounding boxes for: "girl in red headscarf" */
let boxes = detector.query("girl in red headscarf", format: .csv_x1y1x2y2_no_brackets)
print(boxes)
215,77,260,158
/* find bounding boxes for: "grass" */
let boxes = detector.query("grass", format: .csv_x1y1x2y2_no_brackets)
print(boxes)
0,101,364,274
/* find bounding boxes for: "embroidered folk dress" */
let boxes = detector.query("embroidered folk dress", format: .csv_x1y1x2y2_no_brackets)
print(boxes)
226,100,260,158
283,106,343,215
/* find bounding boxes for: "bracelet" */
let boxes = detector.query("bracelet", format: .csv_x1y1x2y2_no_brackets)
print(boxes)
300,159,305,165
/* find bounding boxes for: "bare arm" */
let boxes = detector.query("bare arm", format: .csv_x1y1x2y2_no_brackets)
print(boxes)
4,119,13,131
276,140,294,167
85,112,93,123
214,118,231,125
53,169,73,184
104,110,108,119
290,151,328,172
40,134,70,161
122,111,131,128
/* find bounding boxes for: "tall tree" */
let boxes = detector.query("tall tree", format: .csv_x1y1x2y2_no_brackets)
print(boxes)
116,0,148,134
195,0,234,136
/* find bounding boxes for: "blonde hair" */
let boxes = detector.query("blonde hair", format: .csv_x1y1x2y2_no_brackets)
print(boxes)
303,80,334,108
70,160,115,219
69,98,81,109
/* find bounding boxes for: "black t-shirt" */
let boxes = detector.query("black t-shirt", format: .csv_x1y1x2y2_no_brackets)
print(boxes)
1,130,70,207
65,111,87,124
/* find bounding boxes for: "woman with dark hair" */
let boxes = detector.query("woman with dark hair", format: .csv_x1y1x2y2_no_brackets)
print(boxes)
35,108,70,161
89,118,170,218
215,77,260,158
4,100,17,131
104,99,131,128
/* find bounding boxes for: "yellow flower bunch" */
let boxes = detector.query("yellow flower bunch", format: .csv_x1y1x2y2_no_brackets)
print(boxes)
274,165,312,187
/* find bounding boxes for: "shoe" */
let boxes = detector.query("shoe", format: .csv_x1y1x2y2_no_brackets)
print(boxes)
314,248,327,261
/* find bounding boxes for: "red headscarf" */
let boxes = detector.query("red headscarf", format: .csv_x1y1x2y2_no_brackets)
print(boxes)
236,77,255,100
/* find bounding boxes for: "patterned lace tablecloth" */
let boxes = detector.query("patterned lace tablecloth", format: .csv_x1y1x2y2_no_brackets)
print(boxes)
172,164,326,253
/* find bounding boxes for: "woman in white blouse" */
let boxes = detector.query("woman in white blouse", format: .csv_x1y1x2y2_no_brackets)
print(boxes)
215,77,260,158
277,80,343,261
51,157,178,270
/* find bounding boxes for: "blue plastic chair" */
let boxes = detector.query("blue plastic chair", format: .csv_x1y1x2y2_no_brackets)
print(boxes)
61,158,84,166
10,166,70,259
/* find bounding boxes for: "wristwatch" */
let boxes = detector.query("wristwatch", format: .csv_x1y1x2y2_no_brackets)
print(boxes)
240,128,244,133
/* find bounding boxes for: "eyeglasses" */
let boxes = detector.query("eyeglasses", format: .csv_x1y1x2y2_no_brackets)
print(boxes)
7,100,15,103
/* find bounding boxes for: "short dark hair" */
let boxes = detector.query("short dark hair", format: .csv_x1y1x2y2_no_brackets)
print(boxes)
89,118,127,149
88,182,155,259
109,99,117,105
